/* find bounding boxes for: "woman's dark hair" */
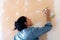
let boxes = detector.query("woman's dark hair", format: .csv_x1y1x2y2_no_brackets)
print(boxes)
14,16,27,31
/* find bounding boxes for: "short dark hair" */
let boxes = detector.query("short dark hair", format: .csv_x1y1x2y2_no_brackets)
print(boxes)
14,16,27,31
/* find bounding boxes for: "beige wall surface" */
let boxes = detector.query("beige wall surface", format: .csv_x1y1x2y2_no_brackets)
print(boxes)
0,0,55,40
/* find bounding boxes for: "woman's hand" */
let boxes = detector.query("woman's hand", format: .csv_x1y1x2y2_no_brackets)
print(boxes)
44,9,50,16
44,8,51,22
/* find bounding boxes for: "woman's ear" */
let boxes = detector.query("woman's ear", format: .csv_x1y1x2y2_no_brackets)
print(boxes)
24,22,27,25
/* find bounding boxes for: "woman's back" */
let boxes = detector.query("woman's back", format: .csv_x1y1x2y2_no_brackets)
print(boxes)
14,27,39,40
14,22,52,40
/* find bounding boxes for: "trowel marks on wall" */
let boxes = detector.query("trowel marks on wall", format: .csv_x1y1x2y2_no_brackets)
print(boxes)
2,0,53,40
47,0,60,40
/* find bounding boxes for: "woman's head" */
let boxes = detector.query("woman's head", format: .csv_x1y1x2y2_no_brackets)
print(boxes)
14,16,33,31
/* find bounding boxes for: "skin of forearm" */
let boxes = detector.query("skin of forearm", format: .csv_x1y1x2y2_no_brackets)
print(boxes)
46,15,51,22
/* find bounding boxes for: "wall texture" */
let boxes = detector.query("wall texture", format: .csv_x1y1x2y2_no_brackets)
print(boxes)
47,0,60,40
0,0,55,40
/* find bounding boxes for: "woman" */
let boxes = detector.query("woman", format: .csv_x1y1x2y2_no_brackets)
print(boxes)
14,9,52,40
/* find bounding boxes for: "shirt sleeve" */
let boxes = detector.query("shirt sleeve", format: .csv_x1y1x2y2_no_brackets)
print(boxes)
31,22,52,38
14,35,21,40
